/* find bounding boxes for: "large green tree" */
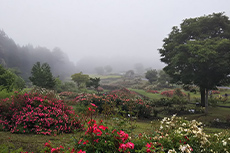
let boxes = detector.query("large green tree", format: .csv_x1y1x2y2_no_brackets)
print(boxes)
29,62,56,89
86,77,101,92
158,70,172,87
71,72,89,88
159,13,230,112
0,65,15,91
145,69,158,84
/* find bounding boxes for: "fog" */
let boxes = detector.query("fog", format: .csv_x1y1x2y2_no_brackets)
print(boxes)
1,0,230,73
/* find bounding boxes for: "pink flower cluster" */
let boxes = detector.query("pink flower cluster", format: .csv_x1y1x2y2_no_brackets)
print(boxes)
44,141,85,153
160,90,186,97
0,92,82,135
160,90,174,97
75,103,135,153
75,89,152,118
146,90,159,94
210,90,220,94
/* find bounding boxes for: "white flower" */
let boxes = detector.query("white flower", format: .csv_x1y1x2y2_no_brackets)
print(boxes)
182,123,186,126
168,149,177,153
223,140,227,146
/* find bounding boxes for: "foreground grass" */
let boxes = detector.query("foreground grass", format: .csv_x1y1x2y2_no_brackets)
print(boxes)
0,131,76,153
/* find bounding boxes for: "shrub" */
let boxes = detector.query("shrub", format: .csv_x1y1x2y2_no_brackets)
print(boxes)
0,92,82,135
73,103,135,153
74,88,153,119
161,89,186,97
0,89,15,99
154,98,173,107
146,89,159,94
211,90,220,94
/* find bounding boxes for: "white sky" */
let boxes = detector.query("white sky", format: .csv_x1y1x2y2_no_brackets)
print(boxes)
0,0,230,69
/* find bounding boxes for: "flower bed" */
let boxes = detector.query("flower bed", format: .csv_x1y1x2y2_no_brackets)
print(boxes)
146,89,159,94
161,89,186,97
75,88,152,118
0,92,82,135
42,104,230,153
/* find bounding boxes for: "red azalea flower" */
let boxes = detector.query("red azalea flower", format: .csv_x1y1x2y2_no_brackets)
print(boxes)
77,150,86,153
90,103,97,107
44,142,51,148
99,125,108,130
94,139,99,143
146,143,151,148
126,142,134,149
88,107,95,112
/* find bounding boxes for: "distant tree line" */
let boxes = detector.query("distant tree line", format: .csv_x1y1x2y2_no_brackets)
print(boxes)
0,30,76,82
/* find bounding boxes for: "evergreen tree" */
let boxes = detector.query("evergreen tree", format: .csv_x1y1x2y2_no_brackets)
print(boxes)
29,62,56,89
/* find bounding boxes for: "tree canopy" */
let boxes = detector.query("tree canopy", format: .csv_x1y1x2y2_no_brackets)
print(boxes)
145,69,158,84
0,65,15,91
159,12,230,110
29,62,56,89
71,72,89,88
157,70,172,87
0,30,76,82
86,77,100,91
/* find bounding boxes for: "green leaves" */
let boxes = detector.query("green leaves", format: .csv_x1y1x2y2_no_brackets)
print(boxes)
159,13,230,88
145,69,158,84
159,13,230,108
0,65,15,91
71,72,89,89
29,62,56,89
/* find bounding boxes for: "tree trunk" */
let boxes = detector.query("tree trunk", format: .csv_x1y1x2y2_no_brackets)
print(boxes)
205,89,209,114
200,87,205,107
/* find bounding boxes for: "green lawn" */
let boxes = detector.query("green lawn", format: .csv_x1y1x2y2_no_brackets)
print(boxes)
0,131,75,153
128,88,163,100
89,74,122,79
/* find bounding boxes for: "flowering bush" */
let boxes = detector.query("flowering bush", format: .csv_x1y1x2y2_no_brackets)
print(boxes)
161,89,186,97
146,115,230,152
146,90,159,94
59,91,79,98
211,90,220,94
75,88,153,118
73,103,135,153
0,92,82,135
42,106,230,152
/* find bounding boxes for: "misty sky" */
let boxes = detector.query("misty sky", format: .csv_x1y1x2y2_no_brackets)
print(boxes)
1,0,230,69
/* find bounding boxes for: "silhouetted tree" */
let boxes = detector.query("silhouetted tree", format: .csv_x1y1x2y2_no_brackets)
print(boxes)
95,67,105,75
104,65,113,74
134,63,145,74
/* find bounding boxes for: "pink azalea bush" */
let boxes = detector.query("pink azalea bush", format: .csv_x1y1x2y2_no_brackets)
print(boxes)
75,88,152,118
146,90,159,94
161,89,186,97
73,103,135,153
0,92,82,135
211,90,220,94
